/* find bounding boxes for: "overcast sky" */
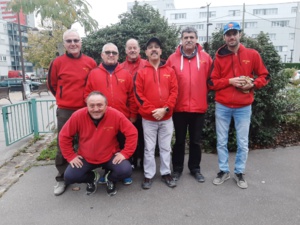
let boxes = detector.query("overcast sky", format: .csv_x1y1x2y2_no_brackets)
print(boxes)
71,0,297,35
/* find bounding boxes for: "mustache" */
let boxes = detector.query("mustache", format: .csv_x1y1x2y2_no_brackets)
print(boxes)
150,51,159,55
185,41,194,44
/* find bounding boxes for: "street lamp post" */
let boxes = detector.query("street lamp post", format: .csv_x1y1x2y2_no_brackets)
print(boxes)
290,49,294,63
206,3,211,43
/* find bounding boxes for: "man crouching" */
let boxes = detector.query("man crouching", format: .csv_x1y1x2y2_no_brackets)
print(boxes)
59,91,138,196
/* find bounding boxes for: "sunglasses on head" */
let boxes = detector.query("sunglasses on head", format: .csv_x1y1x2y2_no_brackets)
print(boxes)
64,39,81,43
104,51,118,56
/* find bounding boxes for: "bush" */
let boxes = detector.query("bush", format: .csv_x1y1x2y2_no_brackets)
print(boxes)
203,30,297,151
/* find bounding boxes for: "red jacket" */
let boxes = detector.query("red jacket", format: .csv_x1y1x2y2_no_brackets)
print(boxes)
120,55,147,76
59,106,138,164
208,44,269,108
84,63,138,119
133,60,178,121
166,43,212,113
47,53,97,110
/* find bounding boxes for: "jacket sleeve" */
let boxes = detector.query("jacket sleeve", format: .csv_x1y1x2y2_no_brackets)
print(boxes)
252,51,270,89
59,115,78,163
127,74,138,119
84,69,96,100
47,60,58,96
208,59,232,91
133,71,156,114
118,114,138,159
165,68,178,109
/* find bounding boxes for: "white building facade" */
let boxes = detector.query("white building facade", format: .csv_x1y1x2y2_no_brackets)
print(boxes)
164,2,300,63
127,1,299,62
0,19,11,77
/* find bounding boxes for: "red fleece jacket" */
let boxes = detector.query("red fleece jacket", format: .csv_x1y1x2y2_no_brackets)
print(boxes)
166,43,212,113
133,60,178,121
208,44,269,108
59,107,138,164
84,63,138,119
120,55,147,76
47,53,97,110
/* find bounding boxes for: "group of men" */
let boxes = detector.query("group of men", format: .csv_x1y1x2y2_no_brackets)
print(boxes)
47,21,269,197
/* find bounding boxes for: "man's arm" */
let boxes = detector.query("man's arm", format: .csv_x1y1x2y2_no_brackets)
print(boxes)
117,114,138,159
47,60,58,96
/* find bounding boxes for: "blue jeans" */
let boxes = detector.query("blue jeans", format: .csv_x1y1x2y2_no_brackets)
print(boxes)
215,102,251,174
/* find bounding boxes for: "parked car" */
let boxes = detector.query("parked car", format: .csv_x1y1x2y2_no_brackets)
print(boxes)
0,78,42,91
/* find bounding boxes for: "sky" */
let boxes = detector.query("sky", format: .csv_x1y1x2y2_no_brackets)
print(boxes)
71,0,297,35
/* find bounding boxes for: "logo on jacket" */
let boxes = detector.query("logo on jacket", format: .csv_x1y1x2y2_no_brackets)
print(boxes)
242,60,250,64
103,126,114,131
118,79,125,83
163,74,170,78
83,67,90,72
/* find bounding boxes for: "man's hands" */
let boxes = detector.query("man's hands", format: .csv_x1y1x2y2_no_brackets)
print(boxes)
229,76,254,92
113,152,125,164
70,155,83,168
152,108,167,121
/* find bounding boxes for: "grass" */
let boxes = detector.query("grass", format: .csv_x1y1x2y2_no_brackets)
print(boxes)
36,138,57,161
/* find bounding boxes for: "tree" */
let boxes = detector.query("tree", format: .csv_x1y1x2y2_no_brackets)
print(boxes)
82,2,180,63
203,30,287,151
24,25,65,69
8,0,98,34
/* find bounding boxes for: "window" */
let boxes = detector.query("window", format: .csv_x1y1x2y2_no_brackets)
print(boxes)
271,21,289,27
274,46,288,52
229,10,240,16
199,11,216,18
192,24,204,30
171,13,186,20
268,33,276,40
0,56,7,62
291,7,297,13
216,23,226,29
253,8,278,15
198,36,206,42
289,33,295,40
244,22,257,28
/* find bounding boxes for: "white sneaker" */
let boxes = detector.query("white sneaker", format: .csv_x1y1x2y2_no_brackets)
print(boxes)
54,181,67,196
234,173,248,189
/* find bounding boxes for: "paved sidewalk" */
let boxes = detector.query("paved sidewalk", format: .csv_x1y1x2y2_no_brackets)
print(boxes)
0,146,299,225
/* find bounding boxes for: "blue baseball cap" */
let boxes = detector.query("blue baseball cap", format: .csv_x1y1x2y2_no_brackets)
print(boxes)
223,22,241,34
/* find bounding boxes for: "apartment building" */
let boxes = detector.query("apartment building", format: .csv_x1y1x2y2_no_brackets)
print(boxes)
128,1,299,63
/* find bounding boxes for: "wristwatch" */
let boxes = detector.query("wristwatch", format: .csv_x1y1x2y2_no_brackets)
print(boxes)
165,107,170,113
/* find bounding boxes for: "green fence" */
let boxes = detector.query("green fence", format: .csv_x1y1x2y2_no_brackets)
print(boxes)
2,99,57,146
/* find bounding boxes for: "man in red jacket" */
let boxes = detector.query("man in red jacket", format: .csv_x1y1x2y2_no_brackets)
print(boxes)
134,37,178,189
59,91,138,196
121,38,147,170
85,43,137,185
47,29,97,196
166,27,212,183
208,22,269,189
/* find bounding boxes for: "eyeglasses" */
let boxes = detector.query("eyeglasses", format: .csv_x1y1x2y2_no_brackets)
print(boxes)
104,51,118,56
64,39,81,43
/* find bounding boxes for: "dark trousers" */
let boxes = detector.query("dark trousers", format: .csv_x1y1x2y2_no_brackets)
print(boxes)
55,108,76,182
172,112,205,173
64,156,132,185
132,115,144,166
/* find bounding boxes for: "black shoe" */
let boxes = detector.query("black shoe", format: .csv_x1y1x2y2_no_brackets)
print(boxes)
191,171,205,183
86,171,99,195
161,174,176,188
141,178,152,189
172,171,182,181
105,172,117,196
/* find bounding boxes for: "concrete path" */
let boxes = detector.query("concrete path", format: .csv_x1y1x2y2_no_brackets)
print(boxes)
0,146,299,225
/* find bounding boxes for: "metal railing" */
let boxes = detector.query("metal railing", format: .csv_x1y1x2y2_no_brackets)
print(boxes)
2,98,57,146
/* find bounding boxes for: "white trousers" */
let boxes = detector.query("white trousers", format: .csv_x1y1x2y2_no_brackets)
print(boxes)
142,118,173,179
